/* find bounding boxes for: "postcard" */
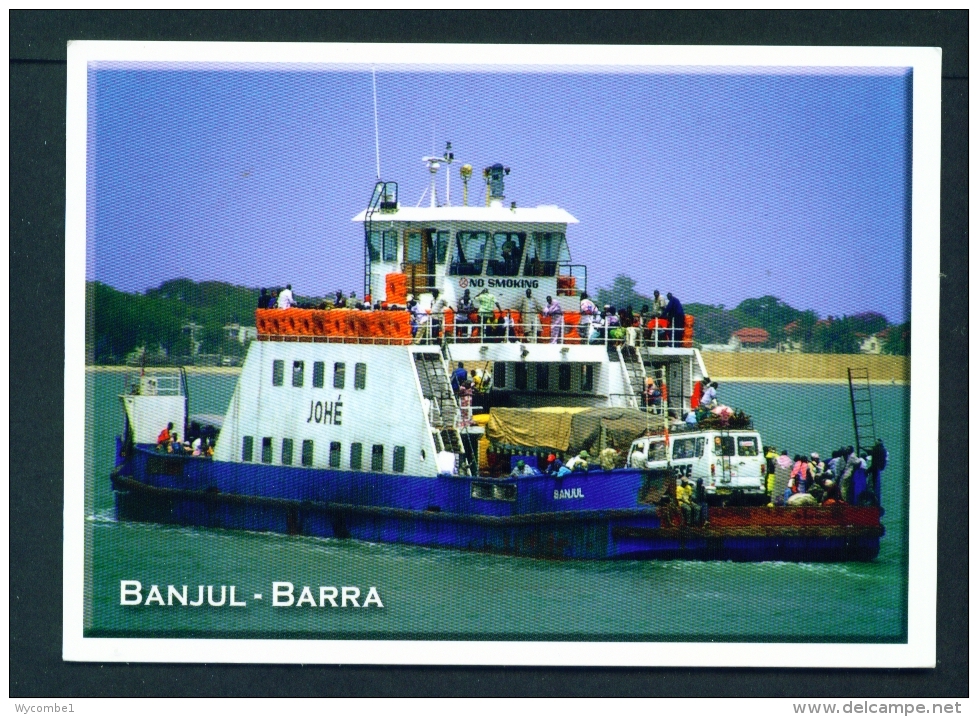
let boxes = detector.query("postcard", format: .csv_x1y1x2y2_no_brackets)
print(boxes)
64,42,940,666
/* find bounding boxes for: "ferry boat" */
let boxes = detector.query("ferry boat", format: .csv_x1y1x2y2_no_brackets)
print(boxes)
110,151,884,561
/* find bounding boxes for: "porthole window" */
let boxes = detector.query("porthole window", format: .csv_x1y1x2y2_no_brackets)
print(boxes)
393,446,406,473
301,439,314,467
313,361,325,388
350,442,363,470
272,360,284,386
329,441,342,468
371,444,384,471
536,363,549,391
493,362,507,389
581,364,594,392
292,360,304,387
261,437,273,464
281,438,294,466
558,363,571,391
354,362,367,390
334,362,346,389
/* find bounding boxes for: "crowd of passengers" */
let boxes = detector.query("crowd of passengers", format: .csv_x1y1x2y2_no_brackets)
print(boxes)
764,439,888,507
255,283,689,347
154,421,215,457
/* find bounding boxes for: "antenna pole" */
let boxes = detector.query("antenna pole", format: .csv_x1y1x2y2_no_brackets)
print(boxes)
372,68,381,180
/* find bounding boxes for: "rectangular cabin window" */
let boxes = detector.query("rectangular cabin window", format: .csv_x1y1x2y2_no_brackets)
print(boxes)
333,362,346,389
558,363,572,391
313,361,325,388
371,444,384,471
350,442,363,470
449,231,488,276
329,441,341,468
354,362,367,390
581,364,594,392
393,446,406,473
493,362,507,389
367,230,382,261
435,231,450,263
488,232,525,277
301,440,314,467
526,232,569,277
242,436,254,462
292,360,304,387
514,363,528,390
405,231,422,263
535,363,549,391
261,437,273,464
281,438,294,466
382,230,398,262
272,360,284,386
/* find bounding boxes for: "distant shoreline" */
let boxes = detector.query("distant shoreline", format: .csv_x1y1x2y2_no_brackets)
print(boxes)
86,352,909,384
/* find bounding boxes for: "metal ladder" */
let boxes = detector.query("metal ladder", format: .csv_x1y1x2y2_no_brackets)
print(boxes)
412,352,472,476
847,367,878,455
616,344,647,408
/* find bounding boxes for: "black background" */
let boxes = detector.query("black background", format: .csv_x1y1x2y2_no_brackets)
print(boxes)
10,10,968,697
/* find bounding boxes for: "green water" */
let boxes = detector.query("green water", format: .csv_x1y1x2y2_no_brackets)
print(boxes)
85,372,908,641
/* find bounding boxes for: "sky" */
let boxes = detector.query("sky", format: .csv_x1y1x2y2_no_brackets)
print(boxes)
88,65,912,322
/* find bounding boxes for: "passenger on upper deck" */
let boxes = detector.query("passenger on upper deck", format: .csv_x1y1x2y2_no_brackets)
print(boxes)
258,288,269,309
456,289,475,339
510,288,542,343
277,284,296,309
475,288,501,338
700,381,718,409
430,289,448,340
662,292,685,347
542,296,564,344
333,290,347,309
579,292,599,335
650,290,667,318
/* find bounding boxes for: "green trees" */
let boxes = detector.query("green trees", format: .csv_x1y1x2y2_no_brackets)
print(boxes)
587,277,904,354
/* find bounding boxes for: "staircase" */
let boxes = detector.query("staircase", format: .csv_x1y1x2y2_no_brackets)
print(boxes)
616,344,647,408
847,368,878,455
412,352,472,476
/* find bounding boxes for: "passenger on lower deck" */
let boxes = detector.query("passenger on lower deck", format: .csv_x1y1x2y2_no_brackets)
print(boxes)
676,476,701,526
564,450,589,472
157,422,174,447
510,460,538,477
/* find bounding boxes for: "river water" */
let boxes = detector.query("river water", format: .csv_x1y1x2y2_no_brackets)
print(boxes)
84,371,908,642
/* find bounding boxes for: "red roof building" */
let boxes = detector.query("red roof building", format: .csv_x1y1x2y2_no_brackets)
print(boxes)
731,327,770,344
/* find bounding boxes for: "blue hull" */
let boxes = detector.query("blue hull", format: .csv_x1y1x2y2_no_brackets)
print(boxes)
112,446,881,561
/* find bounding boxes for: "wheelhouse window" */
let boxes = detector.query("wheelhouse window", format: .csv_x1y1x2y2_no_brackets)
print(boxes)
281,438,294,466
434,230,450,263
261,437,273,464
383,230,398,262
241,436,254,462
392,446,406,473
272,360,284,386
301,440,314,467
487,232,526,277
405,230,423,262
354,363,367,390
581,364,594,392
333,362,346,389
449,231,488,276
350,442,363,470
292,360,304,387
558,363,572,391
493,362,507,389
535,363,549,391
313,361,325,388
329,441,341,468
525,232,569,277
371,444,384,471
